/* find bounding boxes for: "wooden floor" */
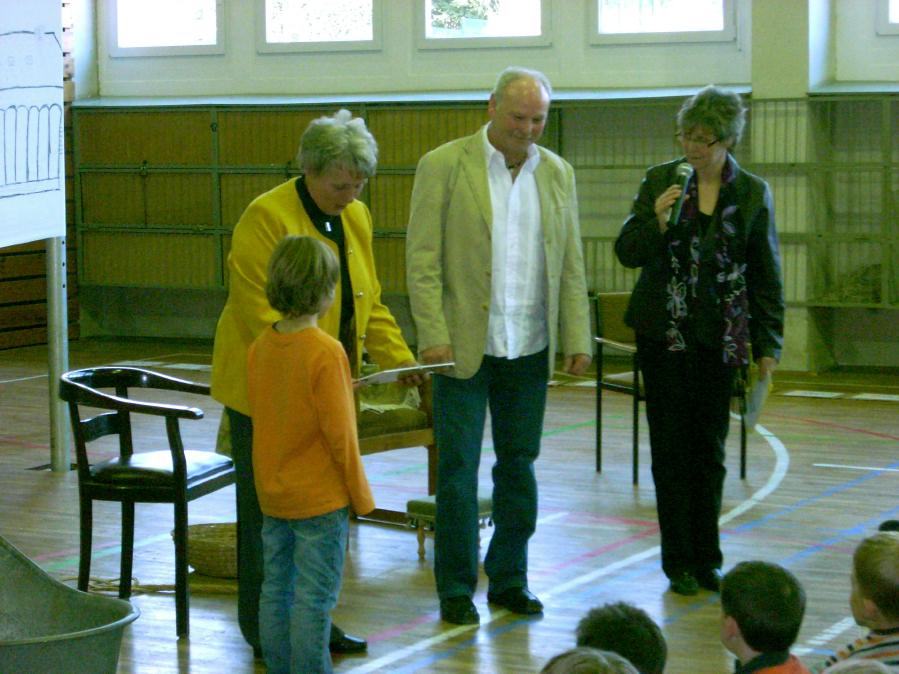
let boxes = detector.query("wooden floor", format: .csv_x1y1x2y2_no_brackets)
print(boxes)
1,337,897,673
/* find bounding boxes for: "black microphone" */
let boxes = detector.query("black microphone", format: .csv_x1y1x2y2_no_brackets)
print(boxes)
667,162,694,227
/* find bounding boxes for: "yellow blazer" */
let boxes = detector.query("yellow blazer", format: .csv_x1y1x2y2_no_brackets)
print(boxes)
211,178,414,415
406,127,592,379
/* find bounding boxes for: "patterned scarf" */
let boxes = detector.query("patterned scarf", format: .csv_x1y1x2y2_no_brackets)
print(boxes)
665,157,750,366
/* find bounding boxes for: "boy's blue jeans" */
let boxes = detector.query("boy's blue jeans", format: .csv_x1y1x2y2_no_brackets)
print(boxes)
259,507,348,674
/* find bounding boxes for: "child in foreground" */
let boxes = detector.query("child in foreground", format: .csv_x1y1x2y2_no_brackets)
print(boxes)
812,532,899,673
247,235,375,674
720,560,811,673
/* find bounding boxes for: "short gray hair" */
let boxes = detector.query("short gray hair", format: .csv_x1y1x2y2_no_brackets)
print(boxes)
677,85,747,145
492,66,553,104
296,109,378,178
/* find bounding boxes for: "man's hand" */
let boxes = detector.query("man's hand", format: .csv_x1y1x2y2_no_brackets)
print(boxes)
564,353,592,376
420,345,453,366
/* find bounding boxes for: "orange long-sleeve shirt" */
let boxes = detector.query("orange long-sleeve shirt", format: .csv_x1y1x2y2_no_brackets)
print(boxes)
247,325,374,520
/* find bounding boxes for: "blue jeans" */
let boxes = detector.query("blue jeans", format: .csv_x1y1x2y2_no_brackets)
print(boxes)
259,507,348,674
432,349,548,600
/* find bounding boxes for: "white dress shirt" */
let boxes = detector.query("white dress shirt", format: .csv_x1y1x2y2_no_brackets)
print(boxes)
482,126,548,359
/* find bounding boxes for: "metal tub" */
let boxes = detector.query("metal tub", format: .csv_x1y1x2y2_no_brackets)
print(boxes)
0,534,139,674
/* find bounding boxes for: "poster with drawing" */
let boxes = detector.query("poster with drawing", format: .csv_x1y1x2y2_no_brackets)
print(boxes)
0,0,65,248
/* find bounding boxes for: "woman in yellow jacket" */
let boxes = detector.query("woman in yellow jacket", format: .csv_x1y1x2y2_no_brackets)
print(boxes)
211,109,416,657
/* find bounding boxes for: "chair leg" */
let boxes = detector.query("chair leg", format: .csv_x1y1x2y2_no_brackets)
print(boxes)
595,369,603,474
632,392,640,486
740,410,748,479
119,501,135,599
78,497,93,592
173,501,190,638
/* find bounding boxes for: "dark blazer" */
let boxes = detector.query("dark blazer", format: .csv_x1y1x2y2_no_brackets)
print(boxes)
615,155,784,362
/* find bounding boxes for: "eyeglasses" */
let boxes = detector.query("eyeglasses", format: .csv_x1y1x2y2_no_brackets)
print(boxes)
676,132,719,148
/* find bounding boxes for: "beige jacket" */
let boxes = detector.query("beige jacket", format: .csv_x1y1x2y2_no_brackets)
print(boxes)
406,127,592,379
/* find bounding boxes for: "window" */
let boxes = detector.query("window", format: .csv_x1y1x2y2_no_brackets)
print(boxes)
256,0,381,53
876,0,899,35
418,0,550,49
109,0,224,56
591,0,735,45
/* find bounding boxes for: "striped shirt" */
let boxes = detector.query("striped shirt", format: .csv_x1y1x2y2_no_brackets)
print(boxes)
812,629,899,672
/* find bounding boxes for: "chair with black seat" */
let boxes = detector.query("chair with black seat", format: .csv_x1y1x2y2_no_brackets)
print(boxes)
59,366,236,638
592,291,747,485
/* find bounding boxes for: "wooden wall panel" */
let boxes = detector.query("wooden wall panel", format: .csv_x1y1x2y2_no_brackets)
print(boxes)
81,232,218,288
220,174,289,228
368,174,415,232
561,104,679,168
0,252,46,278
372,237,406,294
582,237,639,295
367,108,486,167
145,173,215,226
80,173,145,224
222,234,232,288
217,110,322,166
76,111,212,165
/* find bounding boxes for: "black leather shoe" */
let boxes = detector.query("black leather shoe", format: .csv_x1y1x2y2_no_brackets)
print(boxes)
669,571,699,596
440,596,480,625
696,568,723,592
329,629,367,654
487,587,544,615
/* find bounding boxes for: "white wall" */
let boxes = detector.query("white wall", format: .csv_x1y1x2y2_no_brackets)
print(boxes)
835,0,899,82
91,1,899,99
95,0,754,97
73,0,98,98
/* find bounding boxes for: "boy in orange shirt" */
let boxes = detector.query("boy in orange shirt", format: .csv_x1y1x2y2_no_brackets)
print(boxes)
720,561,811,674
247,235,374,674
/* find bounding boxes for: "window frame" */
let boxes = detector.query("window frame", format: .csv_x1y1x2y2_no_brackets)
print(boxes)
255,0,383,54
876,0,899,35
107,0,225,58
589,0,736,46
416,0,552,51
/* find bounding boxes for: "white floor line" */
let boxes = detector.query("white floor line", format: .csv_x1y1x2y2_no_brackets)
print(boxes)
793,616,857,657
0,352,210,386
0,374,47,384
814,463,899,473
345,419,790,674
536,512,569,525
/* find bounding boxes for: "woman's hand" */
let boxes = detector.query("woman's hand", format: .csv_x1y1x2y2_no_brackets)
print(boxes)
655,184,687,233
396,359,427,387
756,356,778,380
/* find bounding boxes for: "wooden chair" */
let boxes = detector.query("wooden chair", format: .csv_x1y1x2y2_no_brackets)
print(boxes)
58,367,235,638
356,378,437,525
592,292,747,485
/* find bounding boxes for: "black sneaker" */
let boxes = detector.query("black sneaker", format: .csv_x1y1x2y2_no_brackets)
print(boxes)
696,568,723,592
669,572,699,596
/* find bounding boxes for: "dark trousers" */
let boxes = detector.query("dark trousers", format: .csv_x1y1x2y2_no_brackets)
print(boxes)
432,349,548,600
227,408,346,651
636,337,736,579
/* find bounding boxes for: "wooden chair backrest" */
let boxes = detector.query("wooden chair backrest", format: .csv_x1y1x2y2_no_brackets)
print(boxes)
596,292,636,345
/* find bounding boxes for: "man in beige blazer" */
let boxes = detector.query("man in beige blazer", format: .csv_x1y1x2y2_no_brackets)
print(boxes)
406,66,593,625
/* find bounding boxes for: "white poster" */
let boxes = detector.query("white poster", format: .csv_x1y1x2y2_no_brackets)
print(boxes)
0,0,65,248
